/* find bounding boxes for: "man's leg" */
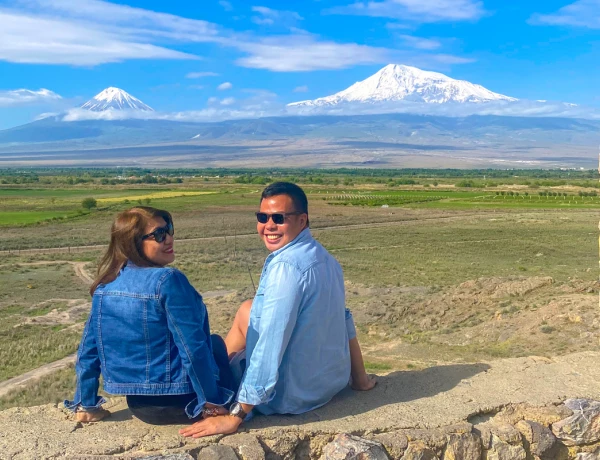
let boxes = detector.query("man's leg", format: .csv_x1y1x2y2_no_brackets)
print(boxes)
349,337,377,391
224,299,252,359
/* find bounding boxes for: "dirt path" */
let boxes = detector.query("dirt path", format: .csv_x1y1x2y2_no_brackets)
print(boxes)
0,212,491,256
0,260,94,285
0,354,75,398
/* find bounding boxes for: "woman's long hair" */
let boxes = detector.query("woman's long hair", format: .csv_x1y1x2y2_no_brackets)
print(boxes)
90,206,173,295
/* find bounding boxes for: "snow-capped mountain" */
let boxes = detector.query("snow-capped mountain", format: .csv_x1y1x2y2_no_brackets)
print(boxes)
288,64,517,108
81,87,153,112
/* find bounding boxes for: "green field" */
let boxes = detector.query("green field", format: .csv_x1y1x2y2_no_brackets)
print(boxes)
0,169,598,410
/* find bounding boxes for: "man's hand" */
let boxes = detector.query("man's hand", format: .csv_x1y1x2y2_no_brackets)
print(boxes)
75,408,110,423
351,373,377,391
179,415,243,438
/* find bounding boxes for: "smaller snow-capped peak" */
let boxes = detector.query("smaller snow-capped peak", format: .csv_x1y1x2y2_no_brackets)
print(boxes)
81,87,154,112
289,64,517,108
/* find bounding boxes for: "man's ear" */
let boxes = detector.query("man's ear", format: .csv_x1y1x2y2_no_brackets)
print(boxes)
301,213,309,228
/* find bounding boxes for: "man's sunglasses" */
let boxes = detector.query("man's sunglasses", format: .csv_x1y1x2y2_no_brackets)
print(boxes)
255,212,303,225
141,221,174,243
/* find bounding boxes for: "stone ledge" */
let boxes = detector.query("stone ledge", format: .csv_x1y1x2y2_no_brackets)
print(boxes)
2,352,600,459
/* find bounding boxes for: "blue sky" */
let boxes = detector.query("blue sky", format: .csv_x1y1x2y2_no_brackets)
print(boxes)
0,0,599,129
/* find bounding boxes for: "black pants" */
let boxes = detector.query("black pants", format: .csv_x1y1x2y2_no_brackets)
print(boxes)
126,334,235,425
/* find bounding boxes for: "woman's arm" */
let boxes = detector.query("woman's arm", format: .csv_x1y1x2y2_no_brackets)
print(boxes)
64,305,108,419
160,270,233,418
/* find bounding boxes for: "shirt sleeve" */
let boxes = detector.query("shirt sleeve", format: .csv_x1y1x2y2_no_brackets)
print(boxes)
345,308,357,340
237,262,303,406
64,305,106,412
160,270,233,418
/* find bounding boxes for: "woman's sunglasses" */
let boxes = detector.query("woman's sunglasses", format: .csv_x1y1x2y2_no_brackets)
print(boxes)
255,212,302,225
141,221,174,243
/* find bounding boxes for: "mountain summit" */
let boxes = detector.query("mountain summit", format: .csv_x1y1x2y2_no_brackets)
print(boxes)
288,64,517,108
81,87,153,112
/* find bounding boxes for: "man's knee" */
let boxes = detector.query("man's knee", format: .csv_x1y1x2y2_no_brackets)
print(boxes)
235,299,253,329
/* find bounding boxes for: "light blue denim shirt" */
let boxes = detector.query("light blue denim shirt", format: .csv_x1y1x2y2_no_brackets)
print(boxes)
237,228,356,415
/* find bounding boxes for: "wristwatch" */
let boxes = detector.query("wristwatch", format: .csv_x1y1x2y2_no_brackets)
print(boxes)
229,402,247,420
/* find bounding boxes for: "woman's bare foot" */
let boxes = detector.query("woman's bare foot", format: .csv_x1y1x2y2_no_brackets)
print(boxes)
351,373,377,391
75,408,110,423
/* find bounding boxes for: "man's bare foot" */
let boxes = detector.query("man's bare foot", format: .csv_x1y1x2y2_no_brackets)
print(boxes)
75,408,110,423
351,373,377,391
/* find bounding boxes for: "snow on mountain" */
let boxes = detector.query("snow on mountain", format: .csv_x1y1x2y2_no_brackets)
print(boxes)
81,87,153,112
288,64,517,108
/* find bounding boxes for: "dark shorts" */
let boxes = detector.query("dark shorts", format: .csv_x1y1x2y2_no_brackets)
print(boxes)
126,334,235,425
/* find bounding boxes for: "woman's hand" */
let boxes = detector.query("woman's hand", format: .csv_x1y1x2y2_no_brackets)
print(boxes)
75,408,110,423
202,403,228,417
179,414,242,438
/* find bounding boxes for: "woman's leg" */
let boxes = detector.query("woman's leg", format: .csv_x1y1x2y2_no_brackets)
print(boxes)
126,394,199,425
224,299,252,359
210,334,236,392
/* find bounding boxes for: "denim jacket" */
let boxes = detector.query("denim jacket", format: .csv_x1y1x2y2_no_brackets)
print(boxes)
65,262,233,418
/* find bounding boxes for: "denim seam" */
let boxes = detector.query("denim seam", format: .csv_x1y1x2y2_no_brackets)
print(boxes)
143,299,150,383
97,292,157,300
164,307,205,403
96,295,108,382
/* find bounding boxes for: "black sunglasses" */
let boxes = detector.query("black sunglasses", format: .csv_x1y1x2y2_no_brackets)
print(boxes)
141,221,174,243
255,211,303,225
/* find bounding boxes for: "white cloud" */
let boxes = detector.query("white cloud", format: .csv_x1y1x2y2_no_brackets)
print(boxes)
218,82,233,90
219,1,233,11
293,85,309,93
0,0,474,71
220,97,236,105
0,88,62,107
251,6,303,27
529,1,600,29
186,71,220,78
398,35,441,50
235,35,391,71
326,0,486,22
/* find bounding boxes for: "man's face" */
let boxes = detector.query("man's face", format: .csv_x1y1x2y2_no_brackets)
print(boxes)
257,194,307,252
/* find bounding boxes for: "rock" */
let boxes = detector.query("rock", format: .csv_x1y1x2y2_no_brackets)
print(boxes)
138,455,195,460
220,434,265,460
320,433,389,460
197,445,239,460
261,431,301,458
494,403,573,426
475,423,522,449
373,431,409,458
486,438,527,460
400,441,438,460
552,399,600,446
443,433,482,460
515,420,556,458
577,454,599,460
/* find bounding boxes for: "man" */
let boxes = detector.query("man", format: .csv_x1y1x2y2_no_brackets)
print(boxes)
180,182,375,438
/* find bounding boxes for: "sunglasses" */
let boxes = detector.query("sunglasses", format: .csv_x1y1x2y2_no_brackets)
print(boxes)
141,221,174,243
255,211,303,225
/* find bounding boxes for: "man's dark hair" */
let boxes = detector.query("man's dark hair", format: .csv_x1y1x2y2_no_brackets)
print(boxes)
261,182,309,226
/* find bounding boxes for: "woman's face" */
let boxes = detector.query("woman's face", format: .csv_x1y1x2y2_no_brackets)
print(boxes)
141,216,175,266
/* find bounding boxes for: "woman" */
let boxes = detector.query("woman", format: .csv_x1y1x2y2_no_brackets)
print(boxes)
65,206,234,425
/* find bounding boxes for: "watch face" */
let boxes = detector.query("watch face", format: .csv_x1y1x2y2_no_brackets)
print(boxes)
231,403,243,416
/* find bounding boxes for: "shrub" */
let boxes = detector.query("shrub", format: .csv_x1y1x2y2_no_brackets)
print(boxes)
81,197,97,210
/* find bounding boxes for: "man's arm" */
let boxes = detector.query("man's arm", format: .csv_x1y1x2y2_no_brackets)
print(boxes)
180,262,303,438
346,308,377,391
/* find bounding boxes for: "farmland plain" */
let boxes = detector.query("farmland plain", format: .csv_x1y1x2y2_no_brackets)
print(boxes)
0,170,598,410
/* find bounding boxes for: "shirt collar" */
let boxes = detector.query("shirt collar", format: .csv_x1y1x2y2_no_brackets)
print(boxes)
267,227,312,260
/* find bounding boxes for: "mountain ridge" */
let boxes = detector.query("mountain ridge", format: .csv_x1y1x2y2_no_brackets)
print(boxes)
289,64,517,108
81,87,153,112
